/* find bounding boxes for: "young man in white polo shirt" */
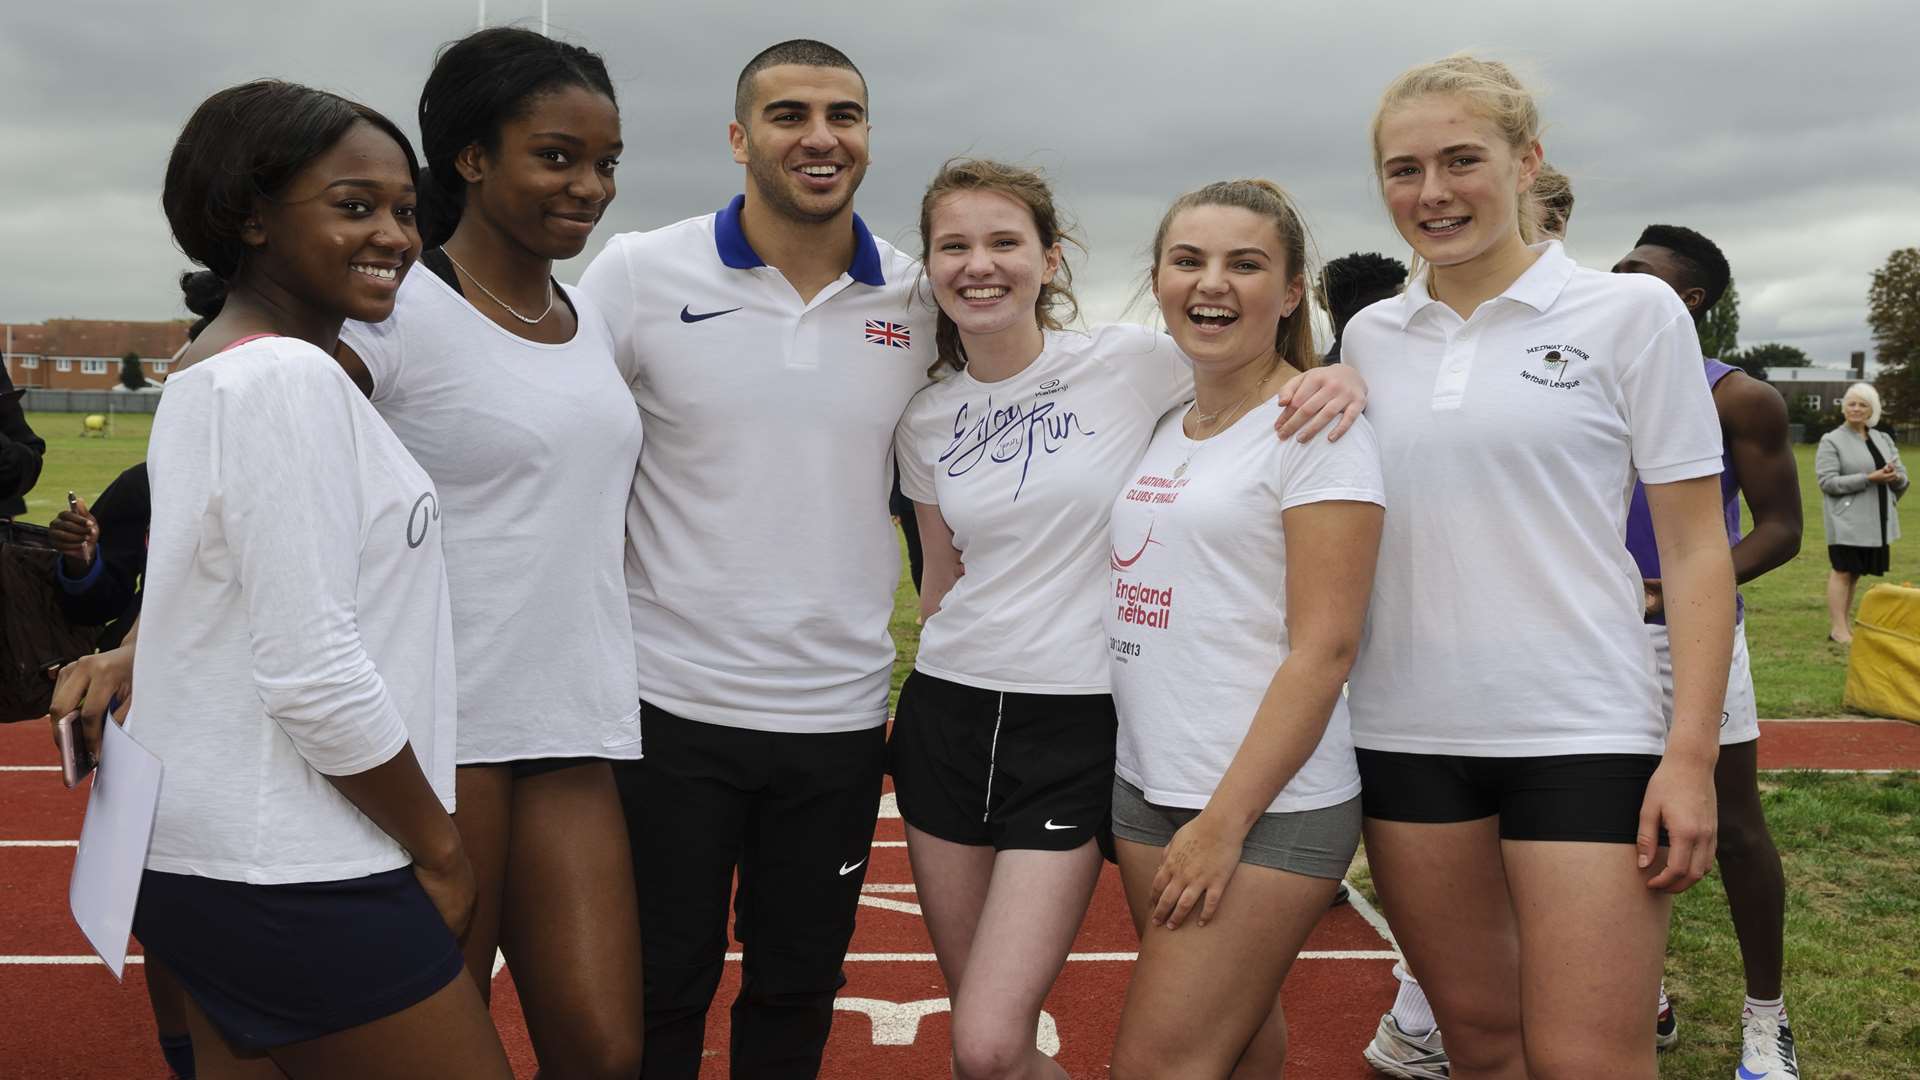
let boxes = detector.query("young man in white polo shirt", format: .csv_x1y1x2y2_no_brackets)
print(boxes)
578,40,933,1080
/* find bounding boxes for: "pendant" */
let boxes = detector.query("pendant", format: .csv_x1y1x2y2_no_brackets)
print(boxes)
1173,461,1188,479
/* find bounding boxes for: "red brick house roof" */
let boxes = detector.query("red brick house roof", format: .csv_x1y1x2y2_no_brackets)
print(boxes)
38,319,191,360
1,324,49,355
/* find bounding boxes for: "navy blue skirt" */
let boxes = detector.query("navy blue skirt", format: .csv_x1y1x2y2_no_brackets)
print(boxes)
133,866,464,1051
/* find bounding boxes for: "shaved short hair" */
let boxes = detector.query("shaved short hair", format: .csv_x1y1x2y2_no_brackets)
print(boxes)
734,39,867,124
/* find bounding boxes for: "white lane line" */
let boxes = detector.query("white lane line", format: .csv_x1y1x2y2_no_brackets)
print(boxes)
8,950,1396,967
0,840,76,847
1343,879,1399,950
0,956,144,965
872,840,907,848
861,883,916,894
0,765,59,772
857,895,923,916
878,791,899,819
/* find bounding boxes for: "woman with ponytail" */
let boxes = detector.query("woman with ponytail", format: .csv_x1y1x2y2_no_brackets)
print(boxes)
333,28,646,1076
1104,180,1384,1078
1340,56,1734,1079
48,78,510,1077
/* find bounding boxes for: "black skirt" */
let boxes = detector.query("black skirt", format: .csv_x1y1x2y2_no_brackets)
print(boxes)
1829,543,1891,576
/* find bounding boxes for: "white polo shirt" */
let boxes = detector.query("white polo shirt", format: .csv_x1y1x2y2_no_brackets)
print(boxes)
895,324,1191,694
578,196,935,733
1341,241,1722,757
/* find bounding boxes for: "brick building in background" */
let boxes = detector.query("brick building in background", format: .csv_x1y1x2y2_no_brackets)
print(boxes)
1,319,191,390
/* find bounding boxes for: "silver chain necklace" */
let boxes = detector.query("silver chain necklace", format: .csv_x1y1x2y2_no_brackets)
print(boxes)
442,248,555,325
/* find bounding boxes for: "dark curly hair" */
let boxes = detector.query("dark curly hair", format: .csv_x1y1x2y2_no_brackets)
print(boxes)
1635,224,1731,323
1319,252,1408,329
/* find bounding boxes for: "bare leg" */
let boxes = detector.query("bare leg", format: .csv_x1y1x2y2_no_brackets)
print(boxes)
1362,818,1525,1080
500,763,647,1079
180,994,283,1080
451,765,513,999
903,825,995,993
947,845,1102,1080
1712,741,1786,1000
1827,570,1857,641
1110,838,1336,1079
1503,840,1672,1080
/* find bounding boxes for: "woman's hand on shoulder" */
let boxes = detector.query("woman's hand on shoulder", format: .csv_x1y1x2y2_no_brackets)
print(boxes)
1274,364,1366,443
1149,809,1246,930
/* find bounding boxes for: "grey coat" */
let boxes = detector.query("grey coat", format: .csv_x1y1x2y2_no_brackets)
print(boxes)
1816,426,1908,547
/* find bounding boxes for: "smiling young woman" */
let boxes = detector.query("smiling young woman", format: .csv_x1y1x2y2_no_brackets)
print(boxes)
57,79,512,1078
1340,55,1736,1080
1104,180,1385,1079
333,28,647,1079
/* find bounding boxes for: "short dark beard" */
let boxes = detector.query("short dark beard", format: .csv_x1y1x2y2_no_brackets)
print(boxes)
745,149,861,225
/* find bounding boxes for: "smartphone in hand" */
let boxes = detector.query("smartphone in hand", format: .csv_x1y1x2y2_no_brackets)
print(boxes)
55,711,97,789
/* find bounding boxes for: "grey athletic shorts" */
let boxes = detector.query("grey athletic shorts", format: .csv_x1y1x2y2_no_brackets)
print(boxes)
1109,775,1360,881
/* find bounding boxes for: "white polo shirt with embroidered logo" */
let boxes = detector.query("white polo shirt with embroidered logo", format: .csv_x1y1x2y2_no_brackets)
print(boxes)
1341,240,1723,757
579,196,935,733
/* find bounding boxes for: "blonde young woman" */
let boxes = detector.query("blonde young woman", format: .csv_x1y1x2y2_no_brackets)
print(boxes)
891,160,1364,1080
1817,382,1907,643
1340,57,1736,1080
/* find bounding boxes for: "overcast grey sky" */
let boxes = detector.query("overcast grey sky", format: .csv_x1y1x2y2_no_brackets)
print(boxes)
5,0,1915,366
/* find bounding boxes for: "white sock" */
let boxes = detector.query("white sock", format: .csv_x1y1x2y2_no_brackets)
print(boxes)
1392,974,1437,1037
1658,984,1670,1012
1745,995,1786,1023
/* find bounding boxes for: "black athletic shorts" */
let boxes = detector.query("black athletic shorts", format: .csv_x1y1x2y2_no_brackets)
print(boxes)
1355,749,1664,844
888,670,1115,852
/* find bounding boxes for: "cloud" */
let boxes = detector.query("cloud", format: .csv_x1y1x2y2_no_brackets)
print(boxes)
3,0,1914,367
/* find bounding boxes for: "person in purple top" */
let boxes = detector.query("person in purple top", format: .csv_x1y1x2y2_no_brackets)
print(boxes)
1613,224,1804,1080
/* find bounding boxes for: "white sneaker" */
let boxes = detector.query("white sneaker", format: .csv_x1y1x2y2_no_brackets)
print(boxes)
1363,1012,1449,1079
1736,1010,1800,1079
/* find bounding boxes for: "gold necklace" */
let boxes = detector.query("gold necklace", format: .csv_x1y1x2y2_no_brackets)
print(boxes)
442,248,555,325
1175,362,1277,479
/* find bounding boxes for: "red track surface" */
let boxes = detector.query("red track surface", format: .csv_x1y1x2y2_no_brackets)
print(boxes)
3,716,1914,1078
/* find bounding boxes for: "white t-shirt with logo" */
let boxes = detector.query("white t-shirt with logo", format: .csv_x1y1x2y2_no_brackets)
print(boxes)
1107,397,1383,813
131,338,457,884
341,271,644,764
578,204,935,733
895,324,1191,693
1341,240,1724,757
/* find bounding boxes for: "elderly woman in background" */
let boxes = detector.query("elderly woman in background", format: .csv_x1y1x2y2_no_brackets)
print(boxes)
1817,382,1908,643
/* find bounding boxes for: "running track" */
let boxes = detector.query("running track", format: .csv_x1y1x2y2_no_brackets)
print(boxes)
3,718,1915,1077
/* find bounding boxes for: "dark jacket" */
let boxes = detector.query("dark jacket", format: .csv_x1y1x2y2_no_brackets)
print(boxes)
0,372,45,518
55,463,147,650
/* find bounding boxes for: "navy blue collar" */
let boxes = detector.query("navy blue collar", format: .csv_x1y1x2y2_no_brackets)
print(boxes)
713,194,886,287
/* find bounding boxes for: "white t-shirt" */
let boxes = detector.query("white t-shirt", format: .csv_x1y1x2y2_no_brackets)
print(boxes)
340,271,644,764
578,199,935,733
1341,241,1724,757
894,324,1191,693
130,338,457,884
1107,397,1382,814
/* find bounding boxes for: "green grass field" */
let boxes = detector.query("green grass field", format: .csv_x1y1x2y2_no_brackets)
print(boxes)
26,413,1920,1077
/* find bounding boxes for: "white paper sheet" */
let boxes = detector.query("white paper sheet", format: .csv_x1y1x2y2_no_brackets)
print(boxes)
68,719,162,980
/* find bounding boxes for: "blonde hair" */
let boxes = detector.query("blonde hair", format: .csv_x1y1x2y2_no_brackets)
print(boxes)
1147,179,1320,371
1844,382,1883,427
1370,55,1545,249
917,158,1080,378
1533,163,1573,239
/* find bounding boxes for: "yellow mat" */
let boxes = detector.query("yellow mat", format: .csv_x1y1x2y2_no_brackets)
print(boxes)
1845,583,1920,722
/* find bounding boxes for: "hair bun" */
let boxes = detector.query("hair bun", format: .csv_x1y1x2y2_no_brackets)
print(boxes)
179,269,228,319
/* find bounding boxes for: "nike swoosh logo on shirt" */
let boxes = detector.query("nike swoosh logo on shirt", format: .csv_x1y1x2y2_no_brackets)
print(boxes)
838,858,868,876
1043,820,1076,831
680,305,742,323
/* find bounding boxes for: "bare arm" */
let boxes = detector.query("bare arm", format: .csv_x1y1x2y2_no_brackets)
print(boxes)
323,746,474,935
912,501,963,621
1150,499,1383,929
1273,363,1368,443
1721,377,1802,584
1639,474,1736,892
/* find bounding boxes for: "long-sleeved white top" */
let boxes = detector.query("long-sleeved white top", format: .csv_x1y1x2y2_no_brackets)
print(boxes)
128,337,457,884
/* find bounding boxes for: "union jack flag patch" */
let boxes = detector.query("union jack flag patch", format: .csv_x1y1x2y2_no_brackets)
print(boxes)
864,320,912,349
